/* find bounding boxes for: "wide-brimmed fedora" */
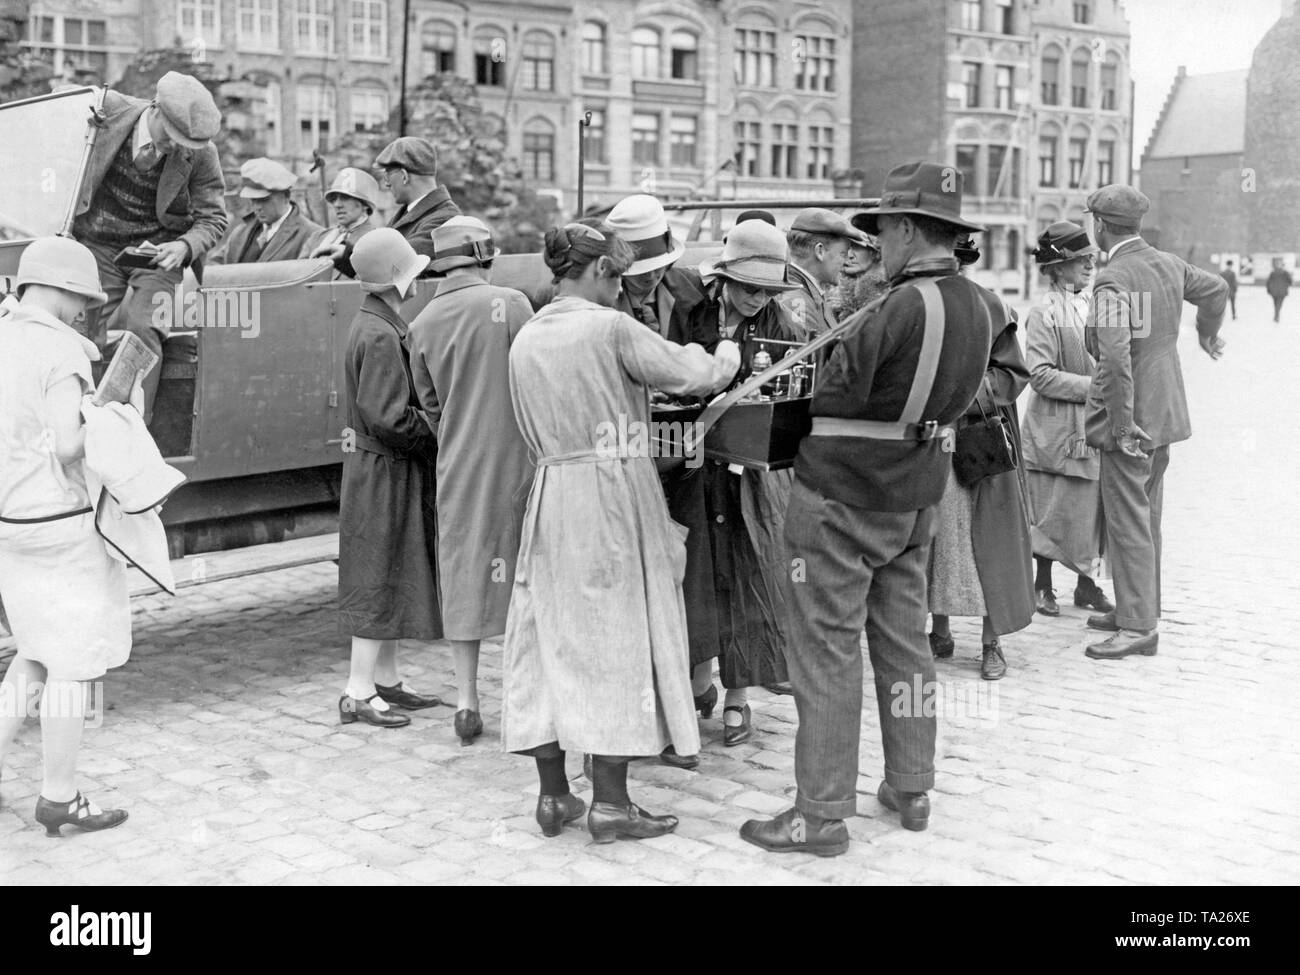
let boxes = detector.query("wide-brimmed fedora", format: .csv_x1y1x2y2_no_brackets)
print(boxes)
698,220,799,292
854,161,986,236
1033,220,1100,267
604,194,686,276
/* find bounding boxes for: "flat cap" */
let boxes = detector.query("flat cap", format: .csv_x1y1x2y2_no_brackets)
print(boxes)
375,136,439,176
791,207,871,245
1085,184,1150,226
155,71,221,149
239,157,297,198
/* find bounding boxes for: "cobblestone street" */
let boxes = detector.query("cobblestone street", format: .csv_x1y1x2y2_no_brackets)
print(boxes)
2,289,1298,885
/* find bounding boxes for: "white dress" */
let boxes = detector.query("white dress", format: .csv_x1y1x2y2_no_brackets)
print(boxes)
0,305,131,680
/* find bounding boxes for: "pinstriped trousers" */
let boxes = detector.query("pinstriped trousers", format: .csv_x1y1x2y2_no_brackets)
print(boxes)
784,477,939,820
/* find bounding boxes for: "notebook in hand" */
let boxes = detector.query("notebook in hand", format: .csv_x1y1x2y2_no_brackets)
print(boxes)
92,331,159,407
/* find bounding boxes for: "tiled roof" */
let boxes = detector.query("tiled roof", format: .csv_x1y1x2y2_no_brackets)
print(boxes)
1144,69,1248,159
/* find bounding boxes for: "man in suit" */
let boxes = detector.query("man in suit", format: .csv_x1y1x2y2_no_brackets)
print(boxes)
1082,185,1227,660
72,71,228,420
777,208,871,340
739,161,994,853
1220,260,1238,321
210,158,322,265
375,136,463,261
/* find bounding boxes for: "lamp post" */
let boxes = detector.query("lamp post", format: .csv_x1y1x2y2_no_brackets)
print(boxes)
398,0,411,136
576,110,592,217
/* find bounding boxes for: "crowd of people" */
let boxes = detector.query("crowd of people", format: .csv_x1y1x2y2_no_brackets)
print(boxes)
0,72,1231,856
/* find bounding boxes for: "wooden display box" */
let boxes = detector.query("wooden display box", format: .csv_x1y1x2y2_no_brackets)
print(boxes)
651,396,812,471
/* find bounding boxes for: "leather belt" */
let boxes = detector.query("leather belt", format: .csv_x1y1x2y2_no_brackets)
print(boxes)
810,416,952,442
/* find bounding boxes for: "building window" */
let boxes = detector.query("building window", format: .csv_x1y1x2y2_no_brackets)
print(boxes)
632,112,660,167
955,144,978,195
1006,228,1020,269
1073,1,1092,23
795,35,836,92
735,27,777,87
521,32,554,91
349,1,385,59
523,122,555,182
670,115,698,167
959,0,982,31
1039,136,1058,187
350,88,387,131
474,31,506,87
297,82,335,154
1041,55,1059,104
420,20,455,75
987,145,1007,196
585,109,607,164
264,80,282,155
296,0,333,56
1068,137,1087,188
1101,62,1118,110
806,125,833,180
770,123,798,178
238,0,279,51
25,14,110,78
581,21,606,75
996,0,1015,34
178,0,220,47
670,30,698,81
962,62,981,108
995,65,1014,109
632,27,661,79
734,120,761,176
1071,51,1089,107
1097,139,1115,185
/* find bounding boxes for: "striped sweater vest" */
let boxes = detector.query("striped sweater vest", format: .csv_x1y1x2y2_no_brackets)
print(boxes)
75,134,177,247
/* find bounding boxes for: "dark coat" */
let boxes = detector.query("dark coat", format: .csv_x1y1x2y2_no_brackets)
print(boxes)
960,291,1035,636
1267,268,1293,298
337,295,442,640
389,185,463,262
615,266,706,341
210,205,323,264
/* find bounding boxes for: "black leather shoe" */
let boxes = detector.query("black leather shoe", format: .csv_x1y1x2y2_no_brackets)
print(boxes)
1087,611,1120,632
339,693,410,727
1074,583,1115,613
454,709,483,745
660,745,700,770
1085,630,1158,659
34,792,128,837
928,631,954,658
374,682,444,710
694,684,718,718
739,806,849,857
536,793,586,837
981,640,1007,680
762,681,794,696
877,781,930,831
723,704,752,746
587,801,679,843
1035,587,1060,616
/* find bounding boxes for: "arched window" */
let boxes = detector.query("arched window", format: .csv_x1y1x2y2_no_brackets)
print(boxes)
581,21,606,75
1071,49,1090,107
420,20,455,76
735,20,777,87
632,27,660,79
474,27,506,87
522,117,555,182
1101,52,1121,110
795,32,836,92
296,78,335,156
1038,124,1060,187
670,30,698,80
733,110,761,176
806,113,835,179
521,30,554,91
1040,47,1061,105
769,106,799,178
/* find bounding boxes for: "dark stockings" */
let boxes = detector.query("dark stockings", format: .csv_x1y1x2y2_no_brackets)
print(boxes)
520,741,569,797
591,756,631,807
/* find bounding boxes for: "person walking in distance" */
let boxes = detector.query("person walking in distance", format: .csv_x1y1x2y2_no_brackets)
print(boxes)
1219,260,1238,321
1082,185,1227,659
1266,259,1292,323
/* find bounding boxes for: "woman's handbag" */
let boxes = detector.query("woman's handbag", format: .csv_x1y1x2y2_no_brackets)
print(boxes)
952,399,1016,488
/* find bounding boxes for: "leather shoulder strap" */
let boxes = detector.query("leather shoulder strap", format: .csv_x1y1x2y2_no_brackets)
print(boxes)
899,277,946,425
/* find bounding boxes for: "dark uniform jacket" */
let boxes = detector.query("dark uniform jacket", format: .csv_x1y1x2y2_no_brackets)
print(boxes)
795,257,993,512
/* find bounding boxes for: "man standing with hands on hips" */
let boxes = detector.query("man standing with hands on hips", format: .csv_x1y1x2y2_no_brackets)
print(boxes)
1082,185,1227,660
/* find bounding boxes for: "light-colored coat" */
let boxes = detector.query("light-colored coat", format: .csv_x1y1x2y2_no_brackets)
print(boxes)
1085,238,1227,450
407,276,534,641
502,297,729,756
1021,284,1099,480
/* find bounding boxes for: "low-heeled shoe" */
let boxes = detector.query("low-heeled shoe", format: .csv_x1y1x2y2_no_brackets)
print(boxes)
34,793,128,837
694,684,718,718
660,745,700,770
723,704,752,746
1085,630,1158,659
739,806,849,857
1087,611,1120,632
374,682,444,710
536,793,586,837
762,681,794,696
454,709,484,745
339,693,411,728
1074,584,1115,613
1035,588,1060,616
928,631,955,659
877,781,930,831
587,801,678,843
981,641,1007,681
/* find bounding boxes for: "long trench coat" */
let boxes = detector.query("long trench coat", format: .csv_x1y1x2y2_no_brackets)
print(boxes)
407,276,535,640
501,296,729,757
337,295,442,640
665,284,800,687
936,293,1036,636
